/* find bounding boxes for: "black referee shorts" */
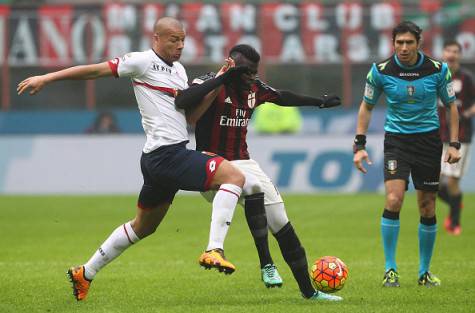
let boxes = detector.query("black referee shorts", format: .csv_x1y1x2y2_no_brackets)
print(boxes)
383,130,442,191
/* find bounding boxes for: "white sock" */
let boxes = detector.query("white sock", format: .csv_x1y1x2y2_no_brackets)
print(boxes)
84,222,139,280
206,184,242,251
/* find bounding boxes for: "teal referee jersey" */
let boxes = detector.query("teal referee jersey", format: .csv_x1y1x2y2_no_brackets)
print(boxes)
363,51,455,134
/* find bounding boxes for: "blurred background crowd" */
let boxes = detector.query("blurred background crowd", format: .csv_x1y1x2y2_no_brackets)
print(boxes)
1,0,474,134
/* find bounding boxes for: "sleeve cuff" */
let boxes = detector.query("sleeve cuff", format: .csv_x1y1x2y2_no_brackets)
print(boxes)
107,58,119,78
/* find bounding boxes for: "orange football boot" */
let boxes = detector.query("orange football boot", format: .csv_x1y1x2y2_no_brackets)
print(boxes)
199,248,236,274
67,266,92,301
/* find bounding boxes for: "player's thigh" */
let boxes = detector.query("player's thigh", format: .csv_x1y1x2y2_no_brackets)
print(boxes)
138,152,178,210
231,159,283,205
384,136,411,189
416,190,437,217
411,137,442,192
153,147,227,192
384,179,407,211
210,159,245,189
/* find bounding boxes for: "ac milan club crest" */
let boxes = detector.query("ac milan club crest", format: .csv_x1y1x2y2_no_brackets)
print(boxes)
248,92,256,108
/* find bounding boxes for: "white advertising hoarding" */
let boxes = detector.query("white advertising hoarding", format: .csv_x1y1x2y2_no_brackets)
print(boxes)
0,135,473,194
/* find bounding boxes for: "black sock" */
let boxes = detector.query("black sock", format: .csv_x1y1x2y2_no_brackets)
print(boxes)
383,209,400,220
438,184,449,204
275,222,315,298
420,215,437,226
244,193,273,268
449,194,462,227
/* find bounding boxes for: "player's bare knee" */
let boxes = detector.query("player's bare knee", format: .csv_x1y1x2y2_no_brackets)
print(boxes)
230,169,245,187
216,161,245,187
418,197,436,216
386,193,403,210
130,219,155,238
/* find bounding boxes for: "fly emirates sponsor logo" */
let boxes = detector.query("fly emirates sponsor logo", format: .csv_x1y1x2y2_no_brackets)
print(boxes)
219,109,250,127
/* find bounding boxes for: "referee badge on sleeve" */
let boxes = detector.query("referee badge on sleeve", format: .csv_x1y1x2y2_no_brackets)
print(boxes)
364,83,374,100
387,160,397,175
447,82,455,98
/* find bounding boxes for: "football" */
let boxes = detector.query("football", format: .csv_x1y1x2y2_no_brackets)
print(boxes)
311,256,348,293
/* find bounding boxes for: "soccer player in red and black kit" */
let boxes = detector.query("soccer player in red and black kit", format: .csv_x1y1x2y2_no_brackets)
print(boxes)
438,40,475,235
175,44,342,301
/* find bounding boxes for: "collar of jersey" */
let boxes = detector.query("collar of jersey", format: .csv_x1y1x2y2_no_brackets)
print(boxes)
152,49,174,67
393,51,424,70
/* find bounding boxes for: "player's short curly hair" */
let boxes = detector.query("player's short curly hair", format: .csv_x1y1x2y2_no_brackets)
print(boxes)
229,44,260,63
392,21,422,43
443,39,462,51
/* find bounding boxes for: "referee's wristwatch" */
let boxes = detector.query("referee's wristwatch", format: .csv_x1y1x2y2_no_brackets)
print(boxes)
449,141,461,150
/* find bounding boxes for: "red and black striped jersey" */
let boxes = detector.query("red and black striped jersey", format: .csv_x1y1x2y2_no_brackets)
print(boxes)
438,68,475,143
193,73,280,160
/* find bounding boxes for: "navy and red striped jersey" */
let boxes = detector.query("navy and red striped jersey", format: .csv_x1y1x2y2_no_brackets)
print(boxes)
438,68,475,143
193,73,280,160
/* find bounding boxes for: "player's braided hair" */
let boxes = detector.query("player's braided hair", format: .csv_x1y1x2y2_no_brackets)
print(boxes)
229,44,260,63
392,21,422,43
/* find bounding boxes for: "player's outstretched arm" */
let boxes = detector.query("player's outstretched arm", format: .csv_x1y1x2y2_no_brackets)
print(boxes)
175,65,250,110
445,101,461,164
272,90,341,108
17,62,113,95
353,101,373,174
185,59,234,125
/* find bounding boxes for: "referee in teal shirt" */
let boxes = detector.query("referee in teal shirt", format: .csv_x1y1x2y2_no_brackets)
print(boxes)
353,21,461,288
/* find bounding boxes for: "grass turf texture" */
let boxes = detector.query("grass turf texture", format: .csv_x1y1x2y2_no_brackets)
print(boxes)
0,194,474,313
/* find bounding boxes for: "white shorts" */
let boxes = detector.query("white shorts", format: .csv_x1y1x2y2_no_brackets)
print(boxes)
441,143,471,178
201,159,284,206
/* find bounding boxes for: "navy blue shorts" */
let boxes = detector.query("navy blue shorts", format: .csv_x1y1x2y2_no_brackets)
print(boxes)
138,141,224,209
384,130,442,191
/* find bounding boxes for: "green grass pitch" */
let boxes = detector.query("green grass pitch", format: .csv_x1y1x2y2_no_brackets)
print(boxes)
0,194,474,313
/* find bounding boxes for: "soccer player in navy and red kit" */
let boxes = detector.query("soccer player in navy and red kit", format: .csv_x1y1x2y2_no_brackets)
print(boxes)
438,40,475,235
175,44,342,301
17,17,252,301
